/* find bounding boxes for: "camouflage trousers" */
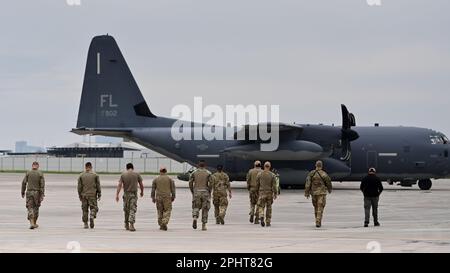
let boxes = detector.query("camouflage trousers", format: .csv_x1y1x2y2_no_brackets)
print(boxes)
192,191,211,224
123,192,138,224
257,192,274,224
248,189,259,218
312,194,327,225
213,193,228,220
81,196,98,223
26,190,41,221
156,195,173,226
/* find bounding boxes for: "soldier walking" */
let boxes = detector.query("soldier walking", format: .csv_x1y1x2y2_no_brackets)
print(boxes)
305,160,332,228
115,163,144,232
21,162,45,229
189,160,213,231
151,167,176,231
212,165,232,225
256,161,278,227
247,160,262,224
77,162,101,229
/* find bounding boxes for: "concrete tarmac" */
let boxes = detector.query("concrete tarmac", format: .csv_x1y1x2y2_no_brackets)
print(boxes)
0,173,449,253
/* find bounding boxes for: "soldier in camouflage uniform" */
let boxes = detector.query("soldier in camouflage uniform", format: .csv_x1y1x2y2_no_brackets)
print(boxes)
151,167,176,231
272,168,281,195
246,160,262,224
189,160,213,231
212,165,232,225
115,163,144,232
21,162,45,229
256,161,278,227
305,160,332,228
77,162,101,229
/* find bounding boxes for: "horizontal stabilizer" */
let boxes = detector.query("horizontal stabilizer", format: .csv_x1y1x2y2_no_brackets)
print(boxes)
71,127,132,138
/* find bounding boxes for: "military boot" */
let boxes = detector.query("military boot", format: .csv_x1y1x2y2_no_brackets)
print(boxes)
129,223,136,232
83,222,89,229
374,221,380,227
220,217,225,225
162,224,168,231
254,216,260,225
29,219,35,229
216,218,220,225
364,222,369,227
33,217,39,229
192,218,198,229
89,218,95,229
202,223,207,231
125,222,130,230
266,222,271,227
260,217,265,227
316,221,321,228
249,215,254,223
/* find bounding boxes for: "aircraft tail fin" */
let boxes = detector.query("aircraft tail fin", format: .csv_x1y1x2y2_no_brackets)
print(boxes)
75,35,156,129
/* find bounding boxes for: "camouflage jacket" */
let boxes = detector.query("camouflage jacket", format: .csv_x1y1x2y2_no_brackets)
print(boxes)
21,170,45,196
256,170,277,195
189,168,213,193
151,174,176,199
212,171,230,196
78,171,101,198
246,168,262,191
305,169,332,196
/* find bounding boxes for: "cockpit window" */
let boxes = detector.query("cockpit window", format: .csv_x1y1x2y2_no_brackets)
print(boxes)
430,135,448,144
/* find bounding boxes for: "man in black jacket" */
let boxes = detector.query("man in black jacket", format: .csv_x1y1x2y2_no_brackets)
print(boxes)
360,168,383,227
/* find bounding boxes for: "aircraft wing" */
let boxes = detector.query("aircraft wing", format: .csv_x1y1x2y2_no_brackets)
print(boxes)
233,122,303,141
225,122,324,160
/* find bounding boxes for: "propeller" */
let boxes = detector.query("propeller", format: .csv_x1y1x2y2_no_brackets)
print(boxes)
340,104,359,161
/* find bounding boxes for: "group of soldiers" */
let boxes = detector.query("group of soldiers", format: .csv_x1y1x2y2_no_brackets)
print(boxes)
21,159,337,231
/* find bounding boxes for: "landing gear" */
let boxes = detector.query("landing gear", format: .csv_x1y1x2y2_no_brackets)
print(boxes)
418,179,432,190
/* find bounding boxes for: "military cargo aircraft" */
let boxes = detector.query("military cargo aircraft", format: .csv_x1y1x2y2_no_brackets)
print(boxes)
72,35,450,190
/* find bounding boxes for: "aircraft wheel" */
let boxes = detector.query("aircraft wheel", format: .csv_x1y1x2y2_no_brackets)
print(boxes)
418,179,432,190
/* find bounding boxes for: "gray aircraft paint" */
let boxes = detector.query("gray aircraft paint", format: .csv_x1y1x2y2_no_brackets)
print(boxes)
73,35,450,190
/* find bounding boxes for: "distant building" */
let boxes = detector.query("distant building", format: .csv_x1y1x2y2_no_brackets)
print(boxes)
0,150,11,156
95,136,123,144
47,142,141,158
15,141,45,153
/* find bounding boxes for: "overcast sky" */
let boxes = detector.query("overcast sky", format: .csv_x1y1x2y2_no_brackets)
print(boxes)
1,0,449,150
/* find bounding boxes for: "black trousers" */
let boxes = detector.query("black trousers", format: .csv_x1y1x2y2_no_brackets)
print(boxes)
364,196,379,224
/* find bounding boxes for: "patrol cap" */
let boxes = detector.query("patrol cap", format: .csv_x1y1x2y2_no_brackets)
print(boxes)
368,167,376,174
